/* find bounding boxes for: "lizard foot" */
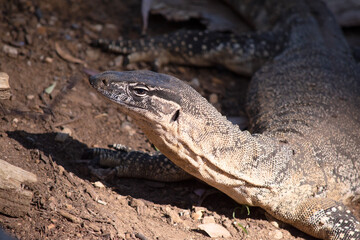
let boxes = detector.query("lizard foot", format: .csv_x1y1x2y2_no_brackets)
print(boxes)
81,146,192,182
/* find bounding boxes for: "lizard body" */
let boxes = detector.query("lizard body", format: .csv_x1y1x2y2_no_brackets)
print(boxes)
88,0,360,239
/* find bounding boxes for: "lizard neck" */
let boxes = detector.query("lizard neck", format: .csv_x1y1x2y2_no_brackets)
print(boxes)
135,99,294,205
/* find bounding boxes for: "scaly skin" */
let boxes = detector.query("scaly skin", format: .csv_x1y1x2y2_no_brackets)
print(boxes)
88,0,360,239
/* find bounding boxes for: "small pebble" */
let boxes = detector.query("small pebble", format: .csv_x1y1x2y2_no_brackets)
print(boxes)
202,216,215,224
54,128,72,142
165,207,183,224
209,93,218,104
47,223,56,231
62,127,72,135
93,181,105,188
3,45,18,58
90,24,103,32
193,206,207,212
55,132,69,142
97,199,107,205
192,210,203,220
190,78,200,88
269,229,283,239
0,72,10,90
25,34,33,45
0,72,11,100
27,94,35,100
198,223,231,238
45,57,53,63
65,191,72,198
58,165,65,175
114,56,124,67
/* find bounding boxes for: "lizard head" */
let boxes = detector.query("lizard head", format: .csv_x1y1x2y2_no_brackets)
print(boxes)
89,69,218,132
89,70,235,178
89,70,198,124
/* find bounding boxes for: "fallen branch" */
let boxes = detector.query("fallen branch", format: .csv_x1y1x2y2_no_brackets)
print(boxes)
0,159,37,217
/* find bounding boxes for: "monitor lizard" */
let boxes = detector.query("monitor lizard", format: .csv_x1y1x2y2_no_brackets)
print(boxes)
87,0,360,239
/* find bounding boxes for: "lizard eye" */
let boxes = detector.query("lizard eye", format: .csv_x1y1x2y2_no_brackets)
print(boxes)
132,85,149,97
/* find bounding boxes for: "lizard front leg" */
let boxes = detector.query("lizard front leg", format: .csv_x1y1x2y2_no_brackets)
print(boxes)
82,147,192,182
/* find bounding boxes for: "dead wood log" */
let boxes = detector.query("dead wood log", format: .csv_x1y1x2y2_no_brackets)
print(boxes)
0,159,37,217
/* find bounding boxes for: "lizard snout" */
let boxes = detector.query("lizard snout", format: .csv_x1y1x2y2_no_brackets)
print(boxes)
89,74,109,89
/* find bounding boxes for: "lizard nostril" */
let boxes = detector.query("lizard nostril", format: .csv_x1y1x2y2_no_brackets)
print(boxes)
101,79,108,86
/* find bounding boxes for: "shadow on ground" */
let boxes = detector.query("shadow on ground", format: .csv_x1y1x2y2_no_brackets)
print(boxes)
7,130,314,239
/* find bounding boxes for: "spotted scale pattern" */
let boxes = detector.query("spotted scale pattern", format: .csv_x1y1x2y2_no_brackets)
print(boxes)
93,29,287,76
88,0,360,239
83,147,191,182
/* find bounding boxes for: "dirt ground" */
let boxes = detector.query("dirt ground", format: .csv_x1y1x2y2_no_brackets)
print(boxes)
0,1,358,239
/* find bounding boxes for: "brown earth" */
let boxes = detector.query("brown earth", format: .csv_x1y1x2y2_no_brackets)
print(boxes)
0,1,358,239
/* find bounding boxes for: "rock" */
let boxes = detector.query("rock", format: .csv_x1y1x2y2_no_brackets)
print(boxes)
65,191,72,198
164,206,183,224
129,198,147,215
179,210,191,219
198,223,231,238
47,196,57,211
191,210,203,220
0,72,10,89
269,229,283,239
45,57,53,63
190,78,200,88
25,34,32,45
0,72,11,100
209,93,218,104
90,24,103,32
192,206,207,220
26,94,35,100
202,216,215,224
97,199,107,205
0,159,38,217
3,45,18,58
58,165,65,175
54,127,72,142
114,56,124,67
193,206,207,212
93,181,105,188
47,223,56,231
55,132,69,142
